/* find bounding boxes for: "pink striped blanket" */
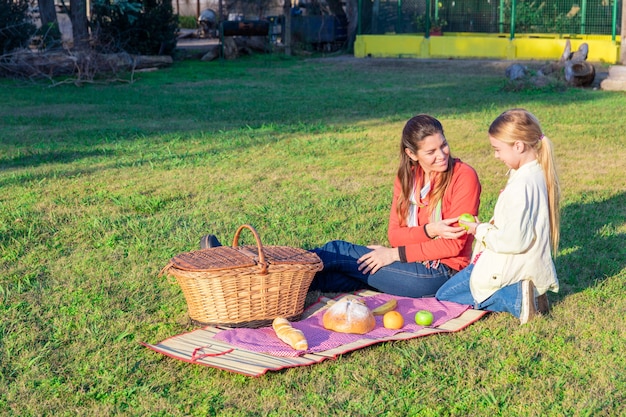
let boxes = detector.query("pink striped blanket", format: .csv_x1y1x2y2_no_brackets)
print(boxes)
213,293,469,357
142,291,487,376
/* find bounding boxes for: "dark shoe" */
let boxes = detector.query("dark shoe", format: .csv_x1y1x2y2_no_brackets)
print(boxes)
200,234,222,249
520,280,538,325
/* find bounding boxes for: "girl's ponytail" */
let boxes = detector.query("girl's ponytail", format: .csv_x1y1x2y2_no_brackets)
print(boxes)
536,135,561,256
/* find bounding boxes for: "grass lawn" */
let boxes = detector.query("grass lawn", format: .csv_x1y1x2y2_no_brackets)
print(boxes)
1,55,625,416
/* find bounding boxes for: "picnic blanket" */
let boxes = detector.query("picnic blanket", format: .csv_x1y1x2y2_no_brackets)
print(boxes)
142,290,487,377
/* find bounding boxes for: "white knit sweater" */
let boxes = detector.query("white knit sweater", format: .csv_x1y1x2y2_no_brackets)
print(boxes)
469,160,559,303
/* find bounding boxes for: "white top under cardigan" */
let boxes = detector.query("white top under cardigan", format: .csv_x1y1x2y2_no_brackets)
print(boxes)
469,160,559,303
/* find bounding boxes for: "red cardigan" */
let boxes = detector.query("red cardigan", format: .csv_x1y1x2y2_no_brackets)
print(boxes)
388,159,481,271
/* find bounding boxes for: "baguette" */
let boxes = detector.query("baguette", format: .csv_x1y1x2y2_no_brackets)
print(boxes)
272,317,308,350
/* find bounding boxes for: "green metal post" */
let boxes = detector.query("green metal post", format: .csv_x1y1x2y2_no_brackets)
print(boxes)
581,0,587,34
397,0,402,33
510,0,516,40
499,0,504,33
611,0,617,40
358,0,362,35
425,0,431,37
372,0,380,34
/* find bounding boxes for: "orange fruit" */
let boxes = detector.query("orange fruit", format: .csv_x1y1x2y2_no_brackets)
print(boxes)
383,311,404,329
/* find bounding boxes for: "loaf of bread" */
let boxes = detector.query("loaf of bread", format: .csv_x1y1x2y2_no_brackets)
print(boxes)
322,298,376,334
272,317,308,350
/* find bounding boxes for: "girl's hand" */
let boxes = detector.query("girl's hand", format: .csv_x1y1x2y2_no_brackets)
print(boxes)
455,215,479,235
357,246,400,275
428,218,467,240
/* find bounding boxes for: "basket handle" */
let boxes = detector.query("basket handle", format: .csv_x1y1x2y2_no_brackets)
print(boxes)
232,224,268,275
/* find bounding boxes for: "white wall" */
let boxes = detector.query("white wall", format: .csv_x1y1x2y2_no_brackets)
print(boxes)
173,0,221,17
174,0,284,19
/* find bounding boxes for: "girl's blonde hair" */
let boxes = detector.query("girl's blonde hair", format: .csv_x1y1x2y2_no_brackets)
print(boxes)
396,114,455,223
489,108,561,255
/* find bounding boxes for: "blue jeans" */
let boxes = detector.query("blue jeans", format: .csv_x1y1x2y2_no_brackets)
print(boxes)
310,240,456,298
435,264,523,318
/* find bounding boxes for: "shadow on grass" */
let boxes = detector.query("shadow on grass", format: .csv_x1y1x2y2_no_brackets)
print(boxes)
0,129,289,188
1,59,607,152
0,149,105,170
555,191,626,297
0,149,114,189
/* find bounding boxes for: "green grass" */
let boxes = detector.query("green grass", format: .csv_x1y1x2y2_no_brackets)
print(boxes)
1,55,625,416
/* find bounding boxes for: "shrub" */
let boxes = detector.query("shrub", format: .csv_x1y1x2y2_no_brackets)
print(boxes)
179,15,197,29
32,21,63,51
91,0,179,55
0,0,36,54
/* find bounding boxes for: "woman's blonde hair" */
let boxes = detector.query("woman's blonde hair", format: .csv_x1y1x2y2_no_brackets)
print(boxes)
489,108,561,255
396,114,455,223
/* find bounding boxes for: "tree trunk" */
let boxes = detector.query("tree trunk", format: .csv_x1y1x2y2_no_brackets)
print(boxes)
3,50,174,78
37,0,58,31
283,0,291,56
69,0,90,50
36,0,62,48
325,0,347,18
345,0,358,53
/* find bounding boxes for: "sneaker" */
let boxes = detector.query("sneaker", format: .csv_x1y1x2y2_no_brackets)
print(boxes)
520,280,538,325
200,234,222,249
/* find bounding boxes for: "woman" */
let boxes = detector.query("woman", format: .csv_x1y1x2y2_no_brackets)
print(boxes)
309,114,481,297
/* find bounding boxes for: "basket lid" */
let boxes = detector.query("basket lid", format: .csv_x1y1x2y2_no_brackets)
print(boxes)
168,245,321,272
240,245,322,265
169,247,257,272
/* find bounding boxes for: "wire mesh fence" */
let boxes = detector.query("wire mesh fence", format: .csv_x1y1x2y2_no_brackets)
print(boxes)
359,0,622,36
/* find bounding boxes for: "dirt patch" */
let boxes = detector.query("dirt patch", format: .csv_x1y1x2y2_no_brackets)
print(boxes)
308,55,514,75
307,55,609,88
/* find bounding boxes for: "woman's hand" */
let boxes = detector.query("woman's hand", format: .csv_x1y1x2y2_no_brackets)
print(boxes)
357,246,399,275
426,218,467,240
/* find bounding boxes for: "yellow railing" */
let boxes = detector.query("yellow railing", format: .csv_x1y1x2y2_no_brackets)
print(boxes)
354,33,621,63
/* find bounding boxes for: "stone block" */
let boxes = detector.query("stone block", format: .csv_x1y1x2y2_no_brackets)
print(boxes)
600,77,626,91
608,65,626,80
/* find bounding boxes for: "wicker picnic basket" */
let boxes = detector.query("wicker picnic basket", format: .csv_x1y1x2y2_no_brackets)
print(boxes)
160,224,323,328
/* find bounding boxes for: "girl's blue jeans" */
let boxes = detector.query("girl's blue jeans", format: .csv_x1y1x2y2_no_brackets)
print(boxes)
435,264,523,318
310,240,456,298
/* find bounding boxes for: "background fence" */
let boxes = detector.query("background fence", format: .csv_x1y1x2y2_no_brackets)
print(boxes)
360,0,622,37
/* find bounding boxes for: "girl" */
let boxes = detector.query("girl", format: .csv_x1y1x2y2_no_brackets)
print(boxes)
308,114,481,297
436,109,560,324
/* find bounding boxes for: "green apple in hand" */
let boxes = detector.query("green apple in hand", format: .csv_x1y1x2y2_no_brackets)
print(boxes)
458,213,475,230
414,310,434,326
